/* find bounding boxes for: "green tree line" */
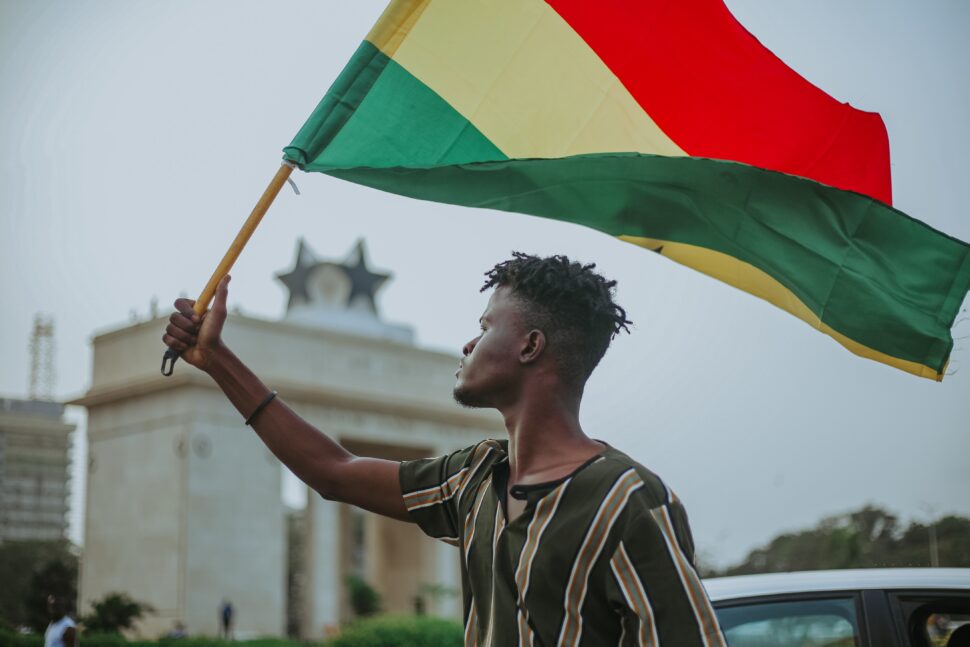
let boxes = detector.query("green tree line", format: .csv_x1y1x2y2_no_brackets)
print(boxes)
707,505,970,577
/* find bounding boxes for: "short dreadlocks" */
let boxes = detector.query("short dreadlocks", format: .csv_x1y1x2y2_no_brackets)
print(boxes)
482,252,632,385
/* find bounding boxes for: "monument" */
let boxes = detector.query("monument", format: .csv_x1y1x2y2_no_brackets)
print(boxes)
73,239,501,638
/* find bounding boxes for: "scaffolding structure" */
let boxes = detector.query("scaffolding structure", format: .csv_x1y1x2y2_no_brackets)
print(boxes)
28,314,55,400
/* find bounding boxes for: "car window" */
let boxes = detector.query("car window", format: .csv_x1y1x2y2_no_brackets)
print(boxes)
926,613,970,646
893,593,970,647
715,597,860,647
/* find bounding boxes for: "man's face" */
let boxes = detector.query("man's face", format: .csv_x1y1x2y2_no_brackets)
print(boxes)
47,595,65,619
453,287,528,408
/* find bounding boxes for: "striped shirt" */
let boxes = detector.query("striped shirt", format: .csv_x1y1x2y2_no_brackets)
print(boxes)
400,439,728,646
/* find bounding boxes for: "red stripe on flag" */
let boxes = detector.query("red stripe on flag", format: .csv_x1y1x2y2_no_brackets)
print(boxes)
545,0,892,205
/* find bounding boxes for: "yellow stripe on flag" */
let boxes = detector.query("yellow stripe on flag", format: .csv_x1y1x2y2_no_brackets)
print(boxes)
366,0,431,59
617,235,945,380
370,0,686,159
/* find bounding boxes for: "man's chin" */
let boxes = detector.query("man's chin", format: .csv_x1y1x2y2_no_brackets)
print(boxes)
452,385,490,409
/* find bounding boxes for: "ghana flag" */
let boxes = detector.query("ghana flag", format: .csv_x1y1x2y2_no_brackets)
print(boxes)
283,0,970,381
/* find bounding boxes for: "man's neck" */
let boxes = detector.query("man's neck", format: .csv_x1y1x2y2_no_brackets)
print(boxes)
500,389,604,486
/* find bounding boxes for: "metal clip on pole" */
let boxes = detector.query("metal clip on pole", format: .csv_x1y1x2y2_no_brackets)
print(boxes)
161,348,179,376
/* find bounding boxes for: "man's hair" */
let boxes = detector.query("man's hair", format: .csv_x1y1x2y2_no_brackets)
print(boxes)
482,252,631,385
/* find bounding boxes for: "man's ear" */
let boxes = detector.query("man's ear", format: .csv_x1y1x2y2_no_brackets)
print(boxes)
520,329,546,364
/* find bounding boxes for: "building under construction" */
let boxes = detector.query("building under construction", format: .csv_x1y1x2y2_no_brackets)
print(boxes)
0,397,75,542
0,314,75,543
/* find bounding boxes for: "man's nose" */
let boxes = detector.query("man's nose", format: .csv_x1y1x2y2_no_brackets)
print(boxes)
462,337,478,357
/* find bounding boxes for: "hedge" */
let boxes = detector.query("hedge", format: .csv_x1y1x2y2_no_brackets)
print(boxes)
325,616,462,647
1,617,463,647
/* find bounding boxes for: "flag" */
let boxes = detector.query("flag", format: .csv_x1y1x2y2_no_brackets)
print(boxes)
283,0,970,381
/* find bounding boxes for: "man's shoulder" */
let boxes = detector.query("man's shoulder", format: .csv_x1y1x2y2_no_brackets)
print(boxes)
460,438,507,471
408,438,506,470
594,445,673,510
50,617,75,631
400,438,506,498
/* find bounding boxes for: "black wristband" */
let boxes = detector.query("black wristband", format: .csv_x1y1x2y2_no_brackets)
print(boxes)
245,390,278,426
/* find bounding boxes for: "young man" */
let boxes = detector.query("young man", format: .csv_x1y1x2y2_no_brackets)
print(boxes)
44,595,76,647
164,252,726,646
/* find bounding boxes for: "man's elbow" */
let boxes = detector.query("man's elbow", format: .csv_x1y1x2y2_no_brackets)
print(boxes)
307,454,353,502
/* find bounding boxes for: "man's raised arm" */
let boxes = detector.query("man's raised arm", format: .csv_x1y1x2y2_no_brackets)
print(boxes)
162,276,410,522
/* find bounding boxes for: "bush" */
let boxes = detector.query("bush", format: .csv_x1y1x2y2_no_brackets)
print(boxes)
47,637,297,647
78,634,148,647
81,593,154,634
0,630,179,647
156,641,296,647
344,576,381,618
325,616,462,647
0,627,43,647
0,618,464,647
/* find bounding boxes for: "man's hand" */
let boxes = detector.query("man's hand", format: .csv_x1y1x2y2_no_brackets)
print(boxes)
161,273,411,522
162,275,231,371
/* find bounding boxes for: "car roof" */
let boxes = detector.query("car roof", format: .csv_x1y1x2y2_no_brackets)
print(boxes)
703,568,970,602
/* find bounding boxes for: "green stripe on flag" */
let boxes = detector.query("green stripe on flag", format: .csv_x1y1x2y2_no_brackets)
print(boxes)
324,155,970,375
285,40,504,170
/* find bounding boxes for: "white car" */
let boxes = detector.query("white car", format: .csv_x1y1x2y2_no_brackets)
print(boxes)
704,568,970,647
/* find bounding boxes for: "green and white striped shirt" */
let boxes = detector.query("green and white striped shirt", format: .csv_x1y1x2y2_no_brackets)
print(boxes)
400,439,728,646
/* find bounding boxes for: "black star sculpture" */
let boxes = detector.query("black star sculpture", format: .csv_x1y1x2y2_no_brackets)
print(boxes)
276,237,317,310
340,239,390,313
276,238,391,314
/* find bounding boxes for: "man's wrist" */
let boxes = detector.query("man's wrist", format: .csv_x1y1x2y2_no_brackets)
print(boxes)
196,343,271,422
200,343,233,375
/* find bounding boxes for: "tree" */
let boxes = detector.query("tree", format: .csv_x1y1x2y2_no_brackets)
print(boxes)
25,558,78,631
80,593,154,634
714,506,970,577
0,541,77,630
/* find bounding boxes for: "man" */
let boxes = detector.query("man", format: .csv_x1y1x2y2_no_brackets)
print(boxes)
44,595,76,647
164,252,726,646
165,621,189,639
220,599,234,639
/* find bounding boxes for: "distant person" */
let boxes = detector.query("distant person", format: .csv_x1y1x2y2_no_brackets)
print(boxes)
932,614,951,639
219,599,234,639
165,621,188,639
44,595,76,647
165,254,728,645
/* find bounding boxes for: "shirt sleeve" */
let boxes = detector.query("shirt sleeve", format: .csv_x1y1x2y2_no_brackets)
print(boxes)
399,440,497,544
606,492,727,647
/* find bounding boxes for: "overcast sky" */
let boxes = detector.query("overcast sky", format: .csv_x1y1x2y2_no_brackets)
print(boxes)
1,0,968,569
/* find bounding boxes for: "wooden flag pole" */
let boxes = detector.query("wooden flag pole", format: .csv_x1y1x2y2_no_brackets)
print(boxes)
161,162,295,376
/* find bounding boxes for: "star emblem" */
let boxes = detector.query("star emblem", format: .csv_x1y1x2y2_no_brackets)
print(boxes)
276,237,317,309
340,239,390,313
276,238,391,314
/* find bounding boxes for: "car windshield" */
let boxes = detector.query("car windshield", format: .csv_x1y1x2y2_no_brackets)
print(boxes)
715,597,860,647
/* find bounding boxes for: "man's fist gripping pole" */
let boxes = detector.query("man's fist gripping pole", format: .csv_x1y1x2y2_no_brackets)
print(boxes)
161,275,411,522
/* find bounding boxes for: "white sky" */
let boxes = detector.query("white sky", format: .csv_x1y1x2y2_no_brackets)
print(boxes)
1,0,968,569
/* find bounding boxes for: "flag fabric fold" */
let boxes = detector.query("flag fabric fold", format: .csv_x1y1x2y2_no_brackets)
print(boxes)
283,0,970,380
